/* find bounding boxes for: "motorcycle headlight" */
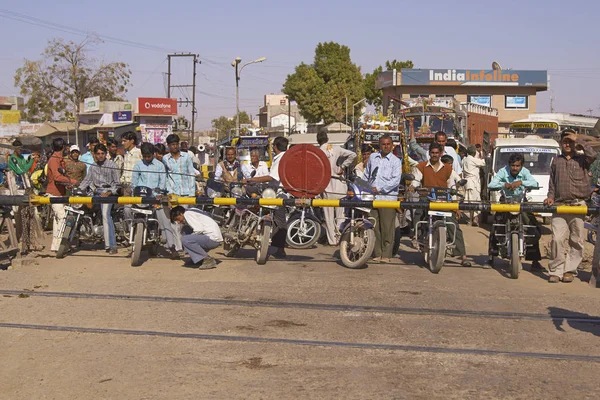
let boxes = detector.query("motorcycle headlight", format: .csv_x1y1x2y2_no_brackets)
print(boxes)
72,203,83,209
231,186,244,198
207,188,220,198
361,193,374,201
510,211,520,216
262,188,276,199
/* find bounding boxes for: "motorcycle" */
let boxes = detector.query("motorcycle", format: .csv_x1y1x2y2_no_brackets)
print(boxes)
128,186,164,267
414,181,466,273
489,186,540,279
286,205,323,249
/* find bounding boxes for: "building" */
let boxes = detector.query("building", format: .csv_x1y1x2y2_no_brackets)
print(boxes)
258,94,307,134
79,97,136,145
0,96,24,137
377,68,548,133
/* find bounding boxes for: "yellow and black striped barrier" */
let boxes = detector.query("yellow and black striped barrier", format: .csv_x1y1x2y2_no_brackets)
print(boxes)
0,195,594,215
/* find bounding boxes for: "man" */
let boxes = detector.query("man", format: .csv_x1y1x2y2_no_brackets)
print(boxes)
7,140,34,177
45,138,78,252
242,150,269,179
215,147,243,183
544,130,596,283
429,131,462,174
318,131,357,245
412,143,471,267
64,144,87,185
79,144,121,254
107,138,124,178
462,145,486,226
80,137,99,172
363,135,401,263
354,145,373,179
171,206,222,269
442,155,462,189
486,152,542,270
475,144,485,160
181,141,200,165
120,131,142,190
245,136,289,259
132,143,179,258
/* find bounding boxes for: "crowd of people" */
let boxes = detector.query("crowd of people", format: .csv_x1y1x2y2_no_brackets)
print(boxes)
1,128,598,282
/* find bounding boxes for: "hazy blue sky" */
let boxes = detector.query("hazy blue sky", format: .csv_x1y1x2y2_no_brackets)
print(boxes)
1,0,598,129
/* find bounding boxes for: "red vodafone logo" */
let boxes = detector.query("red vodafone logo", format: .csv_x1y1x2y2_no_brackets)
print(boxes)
137,98,178,115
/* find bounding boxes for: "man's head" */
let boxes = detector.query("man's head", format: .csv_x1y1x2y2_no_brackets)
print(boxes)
12,139,22,156
94,143,108,164
466,145,477,157
273,137,289,154
250,150,260,165
317,131,328,146
189,146,197,155
170,206,186,224
475,144,482,150
121,131,138,151
429,143,444,164
52,138,65,153
70,145,81,161
154,143,166,161
434,131,448,147
166,134,180,155
107,138,118,156
224,147,237,163
560,129,577,155
441,154,454,166
508,153,525,177
180,141,189,152
379,134,393,156
88,137,100,152
361,144,373,163
140,142,155,164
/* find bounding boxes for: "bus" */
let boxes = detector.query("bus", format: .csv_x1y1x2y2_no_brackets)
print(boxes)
509,113,599,138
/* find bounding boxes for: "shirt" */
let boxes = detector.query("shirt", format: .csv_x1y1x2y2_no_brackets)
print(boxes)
183,208,223,242
132,158,166,191
79,159,120,195
426,145,462,175
488,165,538,199
461,155,486,191
215,160,243,182
109,154,124,178
269,151,285,182
548,140,597,202
46,151,73,196
163,152,196,196
80,151,95,172
412,160,452,188
363,152,402,200
64,158,87,185
242,161,269,179
122,147,142,185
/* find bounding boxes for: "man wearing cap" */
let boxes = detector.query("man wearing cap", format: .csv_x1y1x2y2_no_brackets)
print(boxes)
544,130,597,283
64,145,86,185
80,137,99,172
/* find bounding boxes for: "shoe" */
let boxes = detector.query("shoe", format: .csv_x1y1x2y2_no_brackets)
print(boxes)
108,248,118,255
272,248,287,259
548,275,561,283
380,257,391,264
170,249,182,260
371,256,382,263
530,260,544,271
198,257,217,270
562,272,575,283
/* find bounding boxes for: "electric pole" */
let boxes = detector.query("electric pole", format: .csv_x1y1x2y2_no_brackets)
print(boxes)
167,53,200,145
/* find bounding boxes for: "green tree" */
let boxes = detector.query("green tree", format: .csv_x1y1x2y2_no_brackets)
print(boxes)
283,42,364,124
364,59,414,108
14,38,131,122
211,111,251,140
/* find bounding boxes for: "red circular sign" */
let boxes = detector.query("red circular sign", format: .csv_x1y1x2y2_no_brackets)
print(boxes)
279,144,331,198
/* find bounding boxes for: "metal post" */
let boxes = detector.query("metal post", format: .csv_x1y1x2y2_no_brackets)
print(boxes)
191,54,197,146
288,98,291,136
167,55,171,98
235,61,240,137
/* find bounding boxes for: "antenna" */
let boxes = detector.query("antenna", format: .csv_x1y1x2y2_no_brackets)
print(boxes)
492,61,502,71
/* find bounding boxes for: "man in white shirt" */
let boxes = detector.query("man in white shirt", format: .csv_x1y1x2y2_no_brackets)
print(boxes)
242,150,269,179
171,206,222,269
462,146,486,225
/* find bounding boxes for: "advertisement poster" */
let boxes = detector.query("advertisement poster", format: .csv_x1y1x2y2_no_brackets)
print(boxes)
140,124,172,144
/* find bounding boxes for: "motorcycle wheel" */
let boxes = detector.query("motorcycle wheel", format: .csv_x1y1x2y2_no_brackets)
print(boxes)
225,243,241,258
429,221,446,274
509,232,521,279
56,216,75,259
286,217,321,249
255,222,272,265
131,222,144,267
340,226,376,269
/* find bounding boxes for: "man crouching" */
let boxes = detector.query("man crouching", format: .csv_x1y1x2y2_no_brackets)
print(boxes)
170,206,222,269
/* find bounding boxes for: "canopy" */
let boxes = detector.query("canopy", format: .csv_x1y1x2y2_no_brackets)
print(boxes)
33,122,95,137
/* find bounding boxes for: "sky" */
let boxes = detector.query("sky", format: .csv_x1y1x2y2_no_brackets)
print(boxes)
1,0,599,130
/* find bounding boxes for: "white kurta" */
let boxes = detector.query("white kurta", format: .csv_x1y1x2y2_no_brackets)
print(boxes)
462,155,486,218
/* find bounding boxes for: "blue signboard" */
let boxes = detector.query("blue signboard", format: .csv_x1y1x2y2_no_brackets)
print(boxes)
388,69,548,88
113,111,132,122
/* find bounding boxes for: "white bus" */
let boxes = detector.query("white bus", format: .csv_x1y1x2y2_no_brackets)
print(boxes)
509,113,599,138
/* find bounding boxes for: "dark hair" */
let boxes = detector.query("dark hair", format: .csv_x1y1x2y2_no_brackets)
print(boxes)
154,143,166,155
379,134,392,143
170,206,186,222
446,138,457,148
12,139,22,147
52,138,65,152
88,137,100,145
508,153,524,165
441,154,454,164
107,138,118,147
273,136,289,152
361,144,373,154
225,146,236,154
166,134,180,144
94,144,107,154
429,143,444,153
317,131,328,145
435,131,447,141
121,131,138,145
140,142,155,157
475,143,482,148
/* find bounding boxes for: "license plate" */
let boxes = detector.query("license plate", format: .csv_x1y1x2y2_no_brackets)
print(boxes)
428,211,453,217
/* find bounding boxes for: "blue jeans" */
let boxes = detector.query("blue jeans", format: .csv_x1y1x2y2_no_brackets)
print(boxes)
101,204,116,249
181,234,220,263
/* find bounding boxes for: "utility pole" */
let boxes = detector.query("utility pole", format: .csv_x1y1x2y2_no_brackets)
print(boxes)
232,56,267,138
288,98,291,136
167,53,200,145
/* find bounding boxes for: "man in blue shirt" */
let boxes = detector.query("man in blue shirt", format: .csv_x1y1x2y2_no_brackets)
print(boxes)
80,137,99,172
364,134,402,263
485,153,542,270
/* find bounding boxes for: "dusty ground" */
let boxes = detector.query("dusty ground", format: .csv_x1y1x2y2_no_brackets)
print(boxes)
0,226,599,399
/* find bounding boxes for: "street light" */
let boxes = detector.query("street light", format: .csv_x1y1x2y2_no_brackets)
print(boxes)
352,98,367,133
232,56,267,138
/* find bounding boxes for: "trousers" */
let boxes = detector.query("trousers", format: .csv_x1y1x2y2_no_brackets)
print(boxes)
181,234,220,263
155,206,177,250
50,199,66,252
323,191,344,245
549,207,585,276
371,208,397,258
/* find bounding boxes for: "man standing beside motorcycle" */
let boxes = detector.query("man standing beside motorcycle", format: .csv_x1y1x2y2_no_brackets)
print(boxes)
215,147,243,183
78,144,121,254
363,134,401,264
317,131,357,246
486,153,542,270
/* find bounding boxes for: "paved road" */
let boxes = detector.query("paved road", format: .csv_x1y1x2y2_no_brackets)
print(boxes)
1,226,599,399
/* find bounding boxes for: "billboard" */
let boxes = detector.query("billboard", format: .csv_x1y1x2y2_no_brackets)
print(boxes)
467,95,492,107
137,97,178,116
113,111,133,122
0,110,21,137
84,96,100,112
387,69,548,88
505,95,528,109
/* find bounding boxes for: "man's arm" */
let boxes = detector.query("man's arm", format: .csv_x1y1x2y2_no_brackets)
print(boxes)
338,147,357,169
547,160,556,201
473,157,486,168
185,156,196,195
408,138,428,161
488,168,507,190
520,168,539,188
51,158,75,185
132,163,140,188
241,164,252,179
214,163,223,180
79,166,92,191
157,164,167,191
411,165,423,188
577,137,598,166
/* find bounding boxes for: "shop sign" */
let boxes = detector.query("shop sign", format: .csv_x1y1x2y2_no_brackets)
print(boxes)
137,97,178,116
113,111,133,122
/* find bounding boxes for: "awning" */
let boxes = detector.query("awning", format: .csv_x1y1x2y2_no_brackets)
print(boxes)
33,122,95,137
94,122,136,130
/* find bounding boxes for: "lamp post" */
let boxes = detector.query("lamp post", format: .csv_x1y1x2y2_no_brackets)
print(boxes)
352,98,367,133
232,56,267,138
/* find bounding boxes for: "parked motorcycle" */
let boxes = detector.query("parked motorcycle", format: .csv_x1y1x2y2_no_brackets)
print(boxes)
489,186,540,279
129,186,164,267
286,205,323,249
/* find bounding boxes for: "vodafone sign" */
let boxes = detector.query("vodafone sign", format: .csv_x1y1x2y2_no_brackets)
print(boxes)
137,97,178,116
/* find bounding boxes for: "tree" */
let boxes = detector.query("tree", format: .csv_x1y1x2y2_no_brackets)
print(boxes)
14,38,131,122
211,111,251,140
364,59,414,109
283,42,364,124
